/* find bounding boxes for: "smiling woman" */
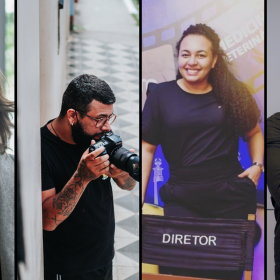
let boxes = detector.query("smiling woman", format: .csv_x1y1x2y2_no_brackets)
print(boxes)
142,23,264,280
0,69,14,280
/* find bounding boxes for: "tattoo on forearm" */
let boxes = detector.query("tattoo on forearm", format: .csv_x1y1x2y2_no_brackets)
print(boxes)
122,176,136,190
76,161,97,181
43,159,98,228
52,171,87,217
51,214,62,225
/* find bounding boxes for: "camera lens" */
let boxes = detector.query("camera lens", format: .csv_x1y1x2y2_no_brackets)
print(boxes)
111,147,139,182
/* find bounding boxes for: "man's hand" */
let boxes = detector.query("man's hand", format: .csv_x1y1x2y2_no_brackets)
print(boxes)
76,140,110,183
104,149,135,179
105,163,126,178
104,149,137,190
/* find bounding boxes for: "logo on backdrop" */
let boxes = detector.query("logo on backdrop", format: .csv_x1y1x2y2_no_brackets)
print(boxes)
220,11,264,61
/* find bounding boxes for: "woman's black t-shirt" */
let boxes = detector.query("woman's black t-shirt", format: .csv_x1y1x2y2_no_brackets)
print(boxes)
41,122,114,276
142,80,239,168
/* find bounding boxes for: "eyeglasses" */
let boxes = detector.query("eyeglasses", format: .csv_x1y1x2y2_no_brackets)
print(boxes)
79,112,117,128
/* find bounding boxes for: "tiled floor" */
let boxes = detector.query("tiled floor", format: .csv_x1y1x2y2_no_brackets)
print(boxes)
65,35,139,280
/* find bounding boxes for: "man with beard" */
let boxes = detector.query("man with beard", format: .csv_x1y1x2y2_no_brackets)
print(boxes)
41,74,136,280
267,112,280,280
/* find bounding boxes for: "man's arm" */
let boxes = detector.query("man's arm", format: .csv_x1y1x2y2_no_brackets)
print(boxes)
42,171,90,231
113,170,136,190
104,148,137,191
42,146,109,231
103,162,136,190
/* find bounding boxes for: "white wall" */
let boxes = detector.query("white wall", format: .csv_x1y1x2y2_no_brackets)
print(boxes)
18,1,70,279
267,0,280,278
268,0,280,119
39,0,70,126
17,0,44,279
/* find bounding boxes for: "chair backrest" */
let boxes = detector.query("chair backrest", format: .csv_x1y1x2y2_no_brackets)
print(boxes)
142,213,255,277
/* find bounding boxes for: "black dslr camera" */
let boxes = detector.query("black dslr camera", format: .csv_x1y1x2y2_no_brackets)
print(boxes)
89,132,139,182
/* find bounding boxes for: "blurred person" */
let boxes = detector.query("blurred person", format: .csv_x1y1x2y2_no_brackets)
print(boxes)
142,24,264,279
0,69,14,280
267,112,280,280
41,74,136,280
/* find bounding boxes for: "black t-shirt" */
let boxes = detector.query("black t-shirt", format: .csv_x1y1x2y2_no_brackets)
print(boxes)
41,121,115,276
267,113,280,234
142,81,239,167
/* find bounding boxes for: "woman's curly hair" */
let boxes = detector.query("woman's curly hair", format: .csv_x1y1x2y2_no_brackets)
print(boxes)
0,70,14,154
176,23,261,136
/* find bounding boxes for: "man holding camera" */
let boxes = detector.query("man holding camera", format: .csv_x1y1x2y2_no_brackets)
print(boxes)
41,74,136,280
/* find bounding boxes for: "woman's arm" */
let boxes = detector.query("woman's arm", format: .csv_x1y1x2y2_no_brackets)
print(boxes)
238,123,264,186
142,140,157,206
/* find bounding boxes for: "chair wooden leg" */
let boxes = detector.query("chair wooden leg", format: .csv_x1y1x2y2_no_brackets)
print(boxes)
247,214,256,221
244,271,252,280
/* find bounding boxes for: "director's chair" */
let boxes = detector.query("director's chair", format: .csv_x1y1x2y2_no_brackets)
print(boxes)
142,204,255,280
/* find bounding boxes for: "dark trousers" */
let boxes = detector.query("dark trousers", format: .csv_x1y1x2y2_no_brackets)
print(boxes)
44,262,112,280
159,170,257,280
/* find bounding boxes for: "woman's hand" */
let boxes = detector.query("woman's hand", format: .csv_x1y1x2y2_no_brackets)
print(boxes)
238,165,262,187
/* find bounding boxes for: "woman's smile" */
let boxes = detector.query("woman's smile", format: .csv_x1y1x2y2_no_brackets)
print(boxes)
178,34,217,86
186,69,200,75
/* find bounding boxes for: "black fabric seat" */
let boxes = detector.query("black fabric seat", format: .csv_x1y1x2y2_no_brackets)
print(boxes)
142,214,255,280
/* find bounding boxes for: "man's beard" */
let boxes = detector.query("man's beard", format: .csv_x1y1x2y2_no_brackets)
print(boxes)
71,120,103,147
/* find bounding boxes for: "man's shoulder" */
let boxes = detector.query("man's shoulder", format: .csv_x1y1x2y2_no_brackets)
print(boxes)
41,120,59,145
40,120,52,134
40,121,61,159
268,112,280,123
267,113,280,144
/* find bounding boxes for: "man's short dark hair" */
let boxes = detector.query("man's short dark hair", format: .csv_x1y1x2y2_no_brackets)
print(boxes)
59,74,116,118
0,70,14,154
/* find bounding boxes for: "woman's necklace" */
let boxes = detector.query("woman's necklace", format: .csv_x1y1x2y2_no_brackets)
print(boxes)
51,121,61,140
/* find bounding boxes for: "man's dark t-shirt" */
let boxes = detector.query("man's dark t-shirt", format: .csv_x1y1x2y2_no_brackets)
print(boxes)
267,113,280,234
41,121,115,276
